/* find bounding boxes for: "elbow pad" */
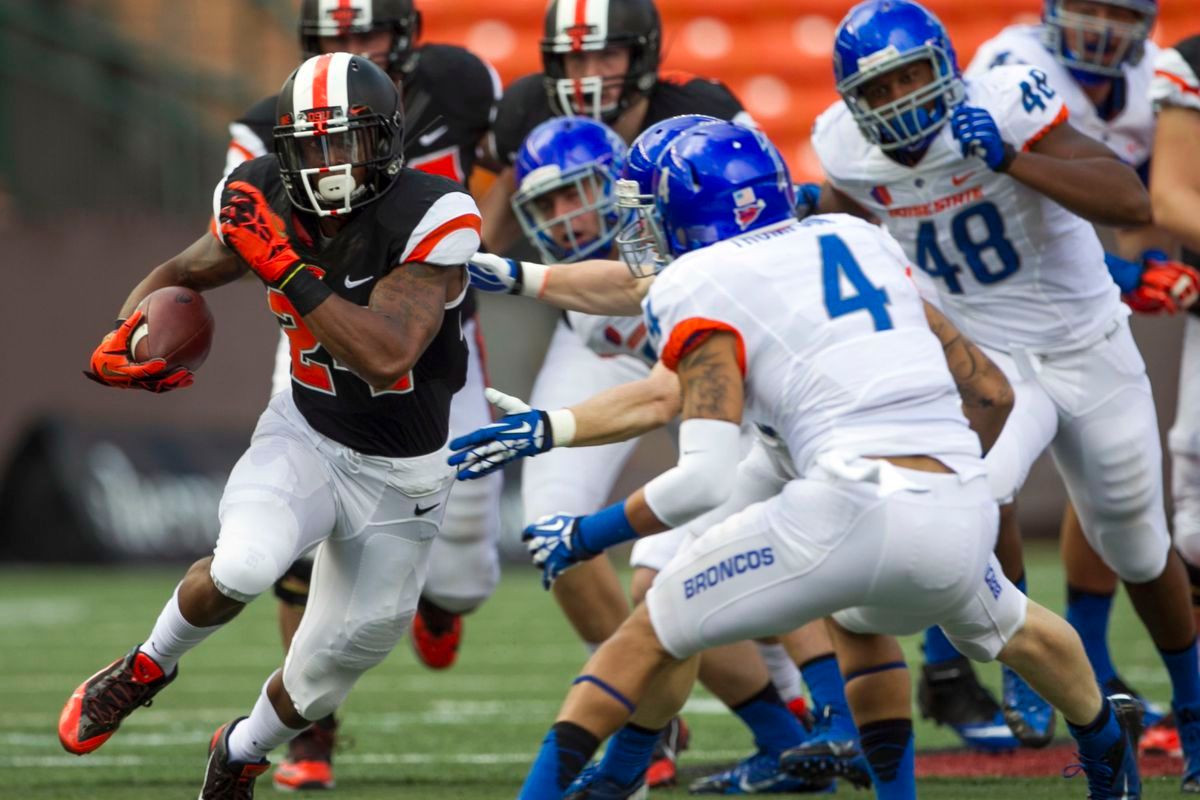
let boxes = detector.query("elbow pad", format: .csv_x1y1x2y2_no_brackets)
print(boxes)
643,419,742,529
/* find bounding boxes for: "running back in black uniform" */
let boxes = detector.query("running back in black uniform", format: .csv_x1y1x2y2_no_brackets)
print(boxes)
215,155,481,457
488,69,749,168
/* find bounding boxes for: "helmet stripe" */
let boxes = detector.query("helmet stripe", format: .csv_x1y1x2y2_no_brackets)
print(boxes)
326,52,352,112
588,0,608,43
292,56,319,115
312,53,333,109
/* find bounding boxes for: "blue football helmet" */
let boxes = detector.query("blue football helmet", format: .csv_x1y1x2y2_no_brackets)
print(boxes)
616,114,721,276
1042,0,1156,80
512,116,630,263
639,122,795,265
833,0,965,153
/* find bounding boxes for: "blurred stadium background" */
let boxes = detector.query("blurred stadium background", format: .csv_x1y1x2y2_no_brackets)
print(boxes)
2,0,1199,566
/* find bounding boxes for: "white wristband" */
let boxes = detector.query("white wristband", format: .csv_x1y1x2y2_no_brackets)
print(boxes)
519,261,551,298
546,408,576,447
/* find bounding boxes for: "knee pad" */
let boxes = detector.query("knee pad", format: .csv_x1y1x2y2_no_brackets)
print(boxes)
423,535,500,614
1082,440,1168,584
273,556,315,607
210,506,297,603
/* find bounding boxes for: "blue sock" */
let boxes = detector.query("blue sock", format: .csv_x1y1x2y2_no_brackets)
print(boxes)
1067,699,1122,763
595,723,659,786
1066,587,1118,686
922,625,962,666
1160,638,1200,709
801,654,855,737
859,719,916,800
518,722,598,799
731,682,807,755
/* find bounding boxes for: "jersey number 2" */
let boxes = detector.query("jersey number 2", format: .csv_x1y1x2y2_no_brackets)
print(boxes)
820,234,893,331
267,290,413,396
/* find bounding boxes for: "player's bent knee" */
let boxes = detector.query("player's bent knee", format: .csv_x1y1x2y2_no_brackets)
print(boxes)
273,558,314,607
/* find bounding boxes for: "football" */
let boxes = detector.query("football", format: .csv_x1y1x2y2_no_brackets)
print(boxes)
129,286,215,371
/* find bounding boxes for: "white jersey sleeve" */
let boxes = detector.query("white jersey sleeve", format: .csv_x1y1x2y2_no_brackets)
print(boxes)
977,64,1069,152
1153,36,1200,112
565,310,659,366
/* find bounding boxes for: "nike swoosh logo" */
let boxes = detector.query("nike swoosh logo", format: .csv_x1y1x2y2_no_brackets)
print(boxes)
344,275,375,289
418,125,449,147
951,171,977,186
414,502,440,516
508,421,532,436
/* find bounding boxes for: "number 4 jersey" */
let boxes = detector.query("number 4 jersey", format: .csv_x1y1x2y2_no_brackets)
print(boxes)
213,156,481,458
813,65,1122,354
643,215,983,479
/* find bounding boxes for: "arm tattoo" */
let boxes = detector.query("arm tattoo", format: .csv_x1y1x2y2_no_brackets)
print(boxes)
369,262,456,337
924,303,1013,410
677,333,744,422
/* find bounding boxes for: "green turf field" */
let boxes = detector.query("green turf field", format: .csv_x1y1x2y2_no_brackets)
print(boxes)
0,543,1183,798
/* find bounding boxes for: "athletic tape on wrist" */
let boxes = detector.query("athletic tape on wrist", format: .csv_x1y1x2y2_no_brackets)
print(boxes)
546,408,576,447
278,264,333,316
519,262,551,298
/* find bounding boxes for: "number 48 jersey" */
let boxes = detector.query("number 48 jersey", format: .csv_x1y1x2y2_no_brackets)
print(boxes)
813,65,1122,354
643,215,983,479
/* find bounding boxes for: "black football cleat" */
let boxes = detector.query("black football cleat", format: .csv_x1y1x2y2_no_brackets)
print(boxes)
917,657,1018,752
201,717,271,799
58,645,176,755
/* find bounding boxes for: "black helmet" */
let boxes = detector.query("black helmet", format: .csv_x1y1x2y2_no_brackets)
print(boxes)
541,0,661,123
274,54,405,217
299,0,423,76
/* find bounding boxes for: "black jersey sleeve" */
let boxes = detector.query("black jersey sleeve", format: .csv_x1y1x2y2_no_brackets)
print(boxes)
378,170,483,270
645,72,748,125
489,74,551,168
1153,36,1200,112
411,45,501,151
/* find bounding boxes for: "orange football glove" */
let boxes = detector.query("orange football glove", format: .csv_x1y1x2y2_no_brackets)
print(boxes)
84,311,195,393
218,181,302,283
1125,255,1200,315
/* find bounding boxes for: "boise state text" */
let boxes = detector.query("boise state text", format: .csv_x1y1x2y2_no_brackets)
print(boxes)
684,547,776,599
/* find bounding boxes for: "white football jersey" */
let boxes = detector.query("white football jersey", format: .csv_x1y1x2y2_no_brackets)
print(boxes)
967,25,1158,169
566,310,658,366
1152,37,1200,113
643,215,983,478
813,65,1122,353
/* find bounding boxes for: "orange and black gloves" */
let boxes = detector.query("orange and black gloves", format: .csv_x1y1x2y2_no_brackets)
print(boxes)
1111,249,1200,315
84,311,194,392
218,181,331,315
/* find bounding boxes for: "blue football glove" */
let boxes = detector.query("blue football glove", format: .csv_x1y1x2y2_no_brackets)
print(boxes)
950,105,1014,172
794,182,822,221
522,513,598,589
448,388,555,479
467,253,524,294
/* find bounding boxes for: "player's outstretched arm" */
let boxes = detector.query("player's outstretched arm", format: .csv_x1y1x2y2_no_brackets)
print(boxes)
448,362,681,479
816,182,879,224
923,301,1013,455
467,253,649,316
1151,105,1200,253
523,334,744,588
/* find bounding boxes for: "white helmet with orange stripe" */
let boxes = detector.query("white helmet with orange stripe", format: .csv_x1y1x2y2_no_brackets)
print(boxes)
541,0,661,122
274,53,405,217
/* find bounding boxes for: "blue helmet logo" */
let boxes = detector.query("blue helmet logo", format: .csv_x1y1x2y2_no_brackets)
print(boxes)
833,0,964,152
512,116,631,263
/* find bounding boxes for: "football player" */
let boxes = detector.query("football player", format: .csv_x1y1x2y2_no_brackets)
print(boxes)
59,55,482,800
495,114,852,793
224,1,502,788
1142,32,1200,760
811,0,1200,789
966,0,1200,749
489,120,1142,800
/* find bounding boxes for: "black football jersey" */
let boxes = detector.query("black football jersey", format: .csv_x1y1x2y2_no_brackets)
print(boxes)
216,156,482,458
488,70,748,168
227,44,498,185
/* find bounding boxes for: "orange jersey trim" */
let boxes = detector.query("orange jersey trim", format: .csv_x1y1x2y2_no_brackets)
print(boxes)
661,317,746,376
659,69,699,87
227,140,256,164
1155,69,1200,97
404,213,482,263
1022,104,1069,152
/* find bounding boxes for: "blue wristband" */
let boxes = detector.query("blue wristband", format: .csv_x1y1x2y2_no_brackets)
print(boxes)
575,501,639,556
1104,251,1142,294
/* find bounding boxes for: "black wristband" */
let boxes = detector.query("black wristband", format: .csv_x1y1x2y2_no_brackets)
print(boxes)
996,143,1018,173
276,263,333,316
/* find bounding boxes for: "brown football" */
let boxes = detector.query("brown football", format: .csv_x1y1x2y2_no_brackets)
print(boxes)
130,287,215,371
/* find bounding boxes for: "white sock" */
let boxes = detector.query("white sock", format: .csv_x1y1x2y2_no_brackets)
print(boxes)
227,675,303,763
758,642,803,703
139,586,221,674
